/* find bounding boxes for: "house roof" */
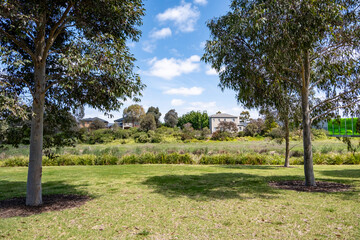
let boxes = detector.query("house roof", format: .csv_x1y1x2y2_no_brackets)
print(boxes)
209,113,237,118
114,118,123,123
80,117,109,123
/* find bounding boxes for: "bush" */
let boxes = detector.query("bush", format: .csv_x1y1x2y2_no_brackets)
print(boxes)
114,129,130,139
211,131,233,141
2,152,360,167
133,132,151,143
311,129,328,140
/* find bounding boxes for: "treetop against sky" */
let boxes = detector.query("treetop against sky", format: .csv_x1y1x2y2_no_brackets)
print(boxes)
84,0,260,122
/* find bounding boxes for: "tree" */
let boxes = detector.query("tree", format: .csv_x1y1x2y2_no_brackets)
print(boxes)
177,111,209,130
0,0,145,205
217,121,238,133
146,106,161,128
2,104,79,156
239,111,250,122
244,119,265,137
164,109,178,128
140,113,156,132
89,119,107,130
123,104,145,127
260,109,278,134
203,0,360,186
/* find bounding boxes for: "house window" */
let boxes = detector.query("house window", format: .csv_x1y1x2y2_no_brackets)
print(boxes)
233,118,235,122
224,119,226,122
213,118,215,122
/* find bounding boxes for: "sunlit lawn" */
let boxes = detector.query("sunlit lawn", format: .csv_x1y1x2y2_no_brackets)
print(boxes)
1,165,359,239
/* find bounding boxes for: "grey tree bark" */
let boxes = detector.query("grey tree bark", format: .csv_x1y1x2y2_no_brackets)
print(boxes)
26,17,47,205
284,115,290,167
26,64,46,206
301,50,316,186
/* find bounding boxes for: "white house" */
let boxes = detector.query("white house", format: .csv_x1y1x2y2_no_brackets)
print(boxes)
209,113,247,133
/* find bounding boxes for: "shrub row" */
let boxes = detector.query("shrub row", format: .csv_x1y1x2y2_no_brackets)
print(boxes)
1,152,360,167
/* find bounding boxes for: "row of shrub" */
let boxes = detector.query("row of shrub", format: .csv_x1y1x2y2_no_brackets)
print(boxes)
2,152,360,167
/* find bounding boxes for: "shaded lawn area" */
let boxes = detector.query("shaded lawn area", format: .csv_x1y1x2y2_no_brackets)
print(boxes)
0,165,359,239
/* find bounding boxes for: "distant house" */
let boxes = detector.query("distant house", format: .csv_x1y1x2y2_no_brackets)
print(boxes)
209,113,247,133
114,118,140,129
79,117,109,128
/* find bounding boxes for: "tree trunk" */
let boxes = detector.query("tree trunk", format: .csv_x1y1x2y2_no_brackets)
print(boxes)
284,115,290,167
26,64,46,206
301,50,316,186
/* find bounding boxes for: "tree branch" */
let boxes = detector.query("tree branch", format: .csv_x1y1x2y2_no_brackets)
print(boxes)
43,2,74,59
311,99,360,123
0,28,35,61
310,86,360,112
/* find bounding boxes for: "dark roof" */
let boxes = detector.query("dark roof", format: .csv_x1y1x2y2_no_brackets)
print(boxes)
80,117,109,123
209,113,237,118
114,118,124,123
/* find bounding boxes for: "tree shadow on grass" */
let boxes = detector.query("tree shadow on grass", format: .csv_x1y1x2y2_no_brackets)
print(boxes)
0,180,94,218
142,172,284,201
319,169,360,179
0,180,92,201
218,165,286,170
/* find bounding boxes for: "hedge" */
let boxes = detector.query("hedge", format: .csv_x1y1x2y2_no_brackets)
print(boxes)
1,152,360,167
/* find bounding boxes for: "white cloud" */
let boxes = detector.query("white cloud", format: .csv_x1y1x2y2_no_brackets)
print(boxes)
205,66,218,75
193,0,208,5
164,87,204,96
147,55,201,80
142,41,156,53
183,101,218,113
171,99,185,106
205,66,226,76
150,28,172,40
156,3,200,33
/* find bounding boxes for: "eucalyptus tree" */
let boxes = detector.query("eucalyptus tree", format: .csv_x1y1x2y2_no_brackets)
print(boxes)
164,109,178,128
146,106,161,128
203,0,360,185
123,104,146,127
0,0,145,205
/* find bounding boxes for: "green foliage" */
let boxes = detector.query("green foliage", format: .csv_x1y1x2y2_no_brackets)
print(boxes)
211,131,233,141
177,111,209,130
164,109,178,128
89,119,107,130
147,106,161,127
311,129,328,140
123,104,145,126
180,123,195,140
140,113,156,132
244,119,265,137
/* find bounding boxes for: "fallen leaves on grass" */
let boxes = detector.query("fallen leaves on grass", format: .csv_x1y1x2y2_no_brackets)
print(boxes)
269,181,352,192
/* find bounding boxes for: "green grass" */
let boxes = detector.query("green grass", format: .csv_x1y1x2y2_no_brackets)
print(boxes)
0,139,351,160
1,165,359,239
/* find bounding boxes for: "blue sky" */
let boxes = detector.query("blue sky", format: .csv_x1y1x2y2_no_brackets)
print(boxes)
85,0,260,122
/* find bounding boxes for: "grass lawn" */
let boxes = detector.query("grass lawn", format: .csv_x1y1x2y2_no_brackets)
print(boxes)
1,165,359,239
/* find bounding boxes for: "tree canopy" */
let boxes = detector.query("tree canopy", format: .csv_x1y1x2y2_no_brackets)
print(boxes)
164,109,178,128
203,0,360,185
0,0,145,205
177,111,209,130
123,104,145,126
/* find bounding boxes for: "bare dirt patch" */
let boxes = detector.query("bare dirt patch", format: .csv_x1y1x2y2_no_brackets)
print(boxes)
0,194,91,218
269,180,352,193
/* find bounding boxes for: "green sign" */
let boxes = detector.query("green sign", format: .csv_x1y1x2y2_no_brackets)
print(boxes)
328,118,360,136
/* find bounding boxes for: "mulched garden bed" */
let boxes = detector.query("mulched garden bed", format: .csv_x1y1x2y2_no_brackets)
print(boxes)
269,180,352,193
0,194,91,218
